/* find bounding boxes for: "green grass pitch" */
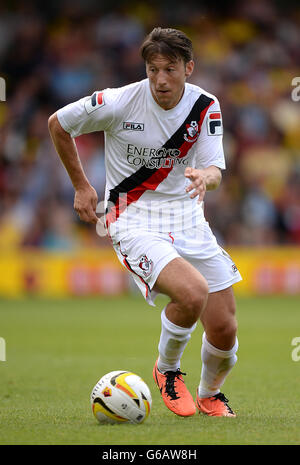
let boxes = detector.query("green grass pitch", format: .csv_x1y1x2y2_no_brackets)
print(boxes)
0,294,299,445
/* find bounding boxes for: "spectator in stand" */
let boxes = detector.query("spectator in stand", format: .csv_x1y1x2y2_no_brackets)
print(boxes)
0,0,299,250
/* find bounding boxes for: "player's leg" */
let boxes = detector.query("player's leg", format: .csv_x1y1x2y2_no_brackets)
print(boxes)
155,256,209,328
152,256,209,416
200,285,237,350
153,256,208,371
196,286,238,417
177,229,241,417
113,231,210,417
113,233,208,374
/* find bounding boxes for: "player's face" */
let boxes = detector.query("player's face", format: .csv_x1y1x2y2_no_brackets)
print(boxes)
146,54,194,110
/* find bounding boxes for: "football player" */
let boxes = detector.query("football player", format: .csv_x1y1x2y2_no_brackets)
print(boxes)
49,27,241,418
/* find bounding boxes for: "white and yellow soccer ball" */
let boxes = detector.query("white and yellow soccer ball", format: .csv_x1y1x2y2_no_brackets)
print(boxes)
91,370,152,424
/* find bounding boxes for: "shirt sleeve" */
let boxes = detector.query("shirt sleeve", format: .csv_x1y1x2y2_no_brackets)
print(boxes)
56,88,118,138
194,98,226,170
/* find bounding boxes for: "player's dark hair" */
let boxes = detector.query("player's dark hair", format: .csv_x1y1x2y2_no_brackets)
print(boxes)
140,27,193,64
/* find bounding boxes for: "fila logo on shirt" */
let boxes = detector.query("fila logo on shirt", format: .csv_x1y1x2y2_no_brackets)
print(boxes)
123,121,144,131
207,111,223,136
84,91,105,114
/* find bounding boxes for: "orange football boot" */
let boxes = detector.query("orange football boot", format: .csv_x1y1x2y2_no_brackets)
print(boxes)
196,391,236,417
153,360,196,417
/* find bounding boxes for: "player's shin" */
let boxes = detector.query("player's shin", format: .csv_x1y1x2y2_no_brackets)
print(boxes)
198,332,238,397
157,307,197,373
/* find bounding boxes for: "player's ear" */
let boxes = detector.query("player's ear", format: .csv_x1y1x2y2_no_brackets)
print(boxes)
185,60,194,78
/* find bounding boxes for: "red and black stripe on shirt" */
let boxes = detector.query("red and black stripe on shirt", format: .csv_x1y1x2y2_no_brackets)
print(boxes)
105,93,214,227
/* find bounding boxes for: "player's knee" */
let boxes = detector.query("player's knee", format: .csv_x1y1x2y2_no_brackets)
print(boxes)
183,279,209,321
208,317,238,347
222,318,238,340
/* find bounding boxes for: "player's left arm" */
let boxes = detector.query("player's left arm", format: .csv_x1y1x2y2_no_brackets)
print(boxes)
185,165,222,203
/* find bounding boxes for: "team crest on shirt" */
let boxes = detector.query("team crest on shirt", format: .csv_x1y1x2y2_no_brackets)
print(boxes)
138,255,153,277
184,121,200,143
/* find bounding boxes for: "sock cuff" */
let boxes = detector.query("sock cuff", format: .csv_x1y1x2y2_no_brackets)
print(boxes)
202,332,238,358
161,307,197,338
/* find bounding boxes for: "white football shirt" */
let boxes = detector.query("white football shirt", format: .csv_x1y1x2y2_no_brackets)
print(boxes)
57,79,225,241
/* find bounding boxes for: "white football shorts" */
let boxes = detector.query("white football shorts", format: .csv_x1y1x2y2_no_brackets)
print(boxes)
112,221,242,306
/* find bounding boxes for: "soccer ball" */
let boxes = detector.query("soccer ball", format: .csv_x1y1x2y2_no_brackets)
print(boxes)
91,370,152,424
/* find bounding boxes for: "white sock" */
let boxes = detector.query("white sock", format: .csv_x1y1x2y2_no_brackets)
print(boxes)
157,307,197,373
198,332,238,398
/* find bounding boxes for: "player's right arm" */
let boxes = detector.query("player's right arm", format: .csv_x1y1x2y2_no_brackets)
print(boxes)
48,112,98,224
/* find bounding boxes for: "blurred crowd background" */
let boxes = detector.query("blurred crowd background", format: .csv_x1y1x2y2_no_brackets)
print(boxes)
0,0,299,252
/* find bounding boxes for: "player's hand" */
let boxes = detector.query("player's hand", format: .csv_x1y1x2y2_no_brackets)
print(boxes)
74,185,99,224
184,167,206,203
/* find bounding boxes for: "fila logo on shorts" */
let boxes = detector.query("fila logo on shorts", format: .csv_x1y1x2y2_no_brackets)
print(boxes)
207,111,223,136
84,92,105,114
